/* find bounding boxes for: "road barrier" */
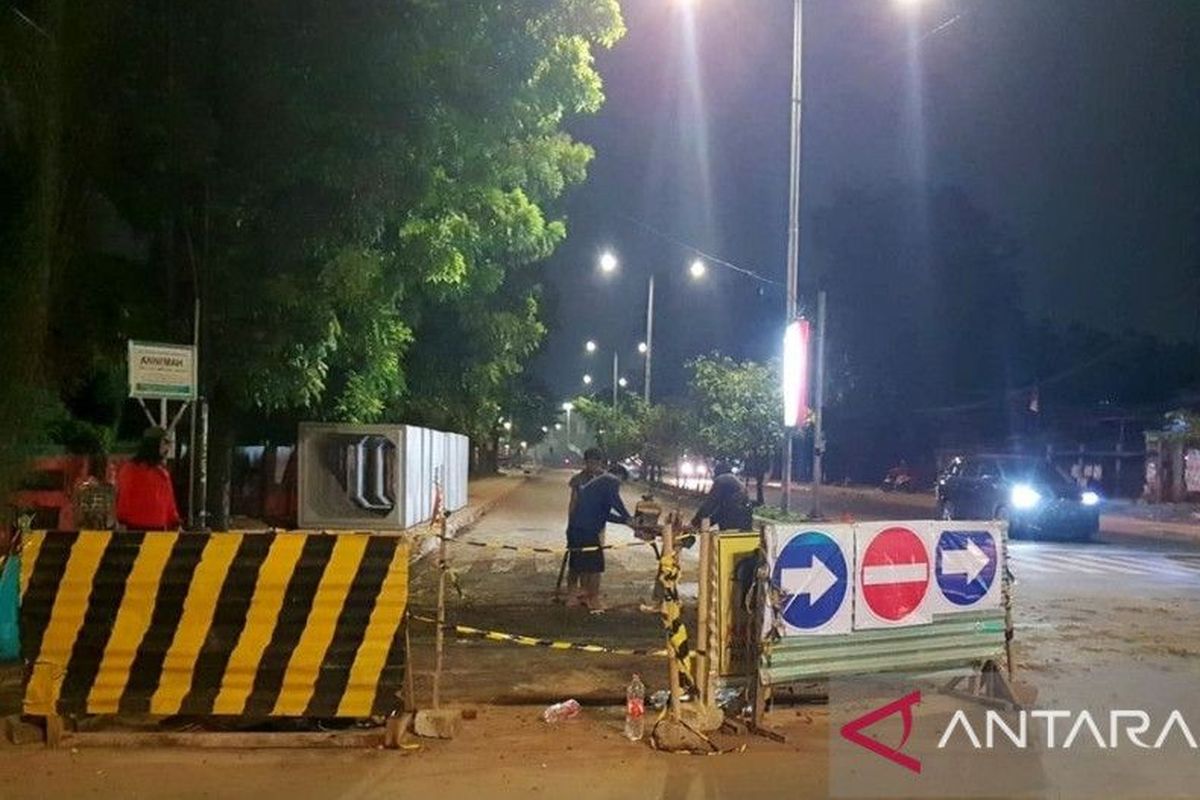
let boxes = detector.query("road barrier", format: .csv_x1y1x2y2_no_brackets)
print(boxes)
19,529,410,738
728,520,1015,719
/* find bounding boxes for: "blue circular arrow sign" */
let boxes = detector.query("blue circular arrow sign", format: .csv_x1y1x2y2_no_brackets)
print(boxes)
935,530,998,606
772,531,849,629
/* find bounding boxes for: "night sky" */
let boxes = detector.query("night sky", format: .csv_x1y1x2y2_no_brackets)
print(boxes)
533,0,1200,403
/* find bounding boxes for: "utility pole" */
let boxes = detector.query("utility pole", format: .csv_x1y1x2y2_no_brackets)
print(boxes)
781,0,804,513
612,351,619,408
811,290,827,519
644,275,654,404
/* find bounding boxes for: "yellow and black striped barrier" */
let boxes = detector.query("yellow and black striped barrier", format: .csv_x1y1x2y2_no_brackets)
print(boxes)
410,613,668,657
19,530,409,719
657,550,697,692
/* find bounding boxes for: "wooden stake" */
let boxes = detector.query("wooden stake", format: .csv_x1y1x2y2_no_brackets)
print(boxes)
662,520,681,723
432,508,448,710
695,519,712,707
44,715,64,749
403,608,416,712
749,526,768,730
705,526,720,709
1001,522,1015,678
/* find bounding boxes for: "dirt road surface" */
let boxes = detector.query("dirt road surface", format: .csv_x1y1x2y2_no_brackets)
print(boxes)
2,470,1198,798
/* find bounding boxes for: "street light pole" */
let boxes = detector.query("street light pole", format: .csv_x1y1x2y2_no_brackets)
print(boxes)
612,351,619,407
644,274,655,404
811,290,827,518
562,402,574,452
781,0,804,513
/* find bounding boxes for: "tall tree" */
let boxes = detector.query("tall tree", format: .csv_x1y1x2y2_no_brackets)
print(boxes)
687,355,783,504
2,1,625,524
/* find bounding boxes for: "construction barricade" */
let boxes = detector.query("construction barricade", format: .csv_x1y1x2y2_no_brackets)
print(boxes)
711,521,1015,720
18,529,410,744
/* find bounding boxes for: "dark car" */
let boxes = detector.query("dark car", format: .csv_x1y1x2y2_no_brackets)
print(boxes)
935,455,1100,541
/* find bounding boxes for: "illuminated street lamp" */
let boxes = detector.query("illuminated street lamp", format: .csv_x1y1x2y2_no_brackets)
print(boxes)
689,259,707,280
599,251,618,273
585,339,598,353
638,341,648,354
618,377,628,388
562,401,574,449
783,319,811,428
582,374,593,385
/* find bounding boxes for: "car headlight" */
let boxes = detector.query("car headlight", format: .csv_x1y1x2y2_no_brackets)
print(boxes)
1010,484,1042,510
1081,491,1100,506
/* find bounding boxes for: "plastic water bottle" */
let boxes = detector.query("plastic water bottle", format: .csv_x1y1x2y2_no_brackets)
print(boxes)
625,674,646,741
542,699,581,723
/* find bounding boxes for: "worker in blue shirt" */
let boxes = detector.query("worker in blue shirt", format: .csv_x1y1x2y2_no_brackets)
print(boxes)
565,462,631,613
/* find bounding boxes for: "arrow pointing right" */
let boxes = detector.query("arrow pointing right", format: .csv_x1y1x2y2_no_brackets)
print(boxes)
942,538,990,584
781,553,839,608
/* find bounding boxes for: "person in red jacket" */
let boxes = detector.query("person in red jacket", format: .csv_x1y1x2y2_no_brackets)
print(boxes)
116,427,181,530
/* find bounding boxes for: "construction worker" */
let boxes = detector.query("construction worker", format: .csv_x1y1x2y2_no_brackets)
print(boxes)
565,462,631,613
556,447,606,602
691,461,754,531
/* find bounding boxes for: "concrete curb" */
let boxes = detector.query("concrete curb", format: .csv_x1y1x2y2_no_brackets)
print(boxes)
413,475,529,562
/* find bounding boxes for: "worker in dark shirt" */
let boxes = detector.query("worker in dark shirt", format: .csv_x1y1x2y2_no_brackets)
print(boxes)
557,447,606,601
691,462,753,531
565,462,631,613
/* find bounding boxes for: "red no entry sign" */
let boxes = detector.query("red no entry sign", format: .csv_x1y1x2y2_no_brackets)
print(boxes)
860,526,930,623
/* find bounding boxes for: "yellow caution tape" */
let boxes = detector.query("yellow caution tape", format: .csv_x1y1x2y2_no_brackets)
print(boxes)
439,533,695,555
410,613,668,657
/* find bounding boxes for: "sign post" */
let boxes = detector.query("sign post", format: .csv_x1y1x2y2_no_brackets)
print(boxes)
127,340,197,430
128,341,197,404
127,339,200,524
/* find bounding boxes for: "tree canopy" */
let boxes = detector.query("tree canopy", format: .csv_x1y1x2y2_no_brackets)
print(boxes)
0,0,625,523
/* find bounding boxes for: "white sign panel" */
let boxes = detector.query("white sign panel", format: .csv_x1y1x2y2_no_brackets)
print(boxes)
128,341,197,400
766,524,854,636
853,522,935,630
927,523,1004,615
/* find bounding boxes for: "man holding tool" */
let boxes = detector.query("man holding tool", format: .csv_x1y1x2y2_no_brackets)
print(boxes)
564,461,631,613
555,447,606,601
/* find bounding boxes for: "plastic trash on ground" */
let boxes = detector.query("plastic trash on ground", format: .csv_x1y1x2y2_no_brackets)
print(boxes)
541,699,581,723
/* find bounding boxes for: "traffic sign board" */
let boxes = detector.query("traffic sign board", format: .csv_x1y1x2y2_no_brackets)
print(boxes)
934,529,999,608
771,529,851,634
857,525,931,627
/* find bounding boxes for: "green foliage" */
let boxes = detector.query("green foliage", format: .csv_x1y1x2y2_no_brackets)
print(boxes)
1,0,625,511
640,402,694,475
687,354,785,479
571,396,644,463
